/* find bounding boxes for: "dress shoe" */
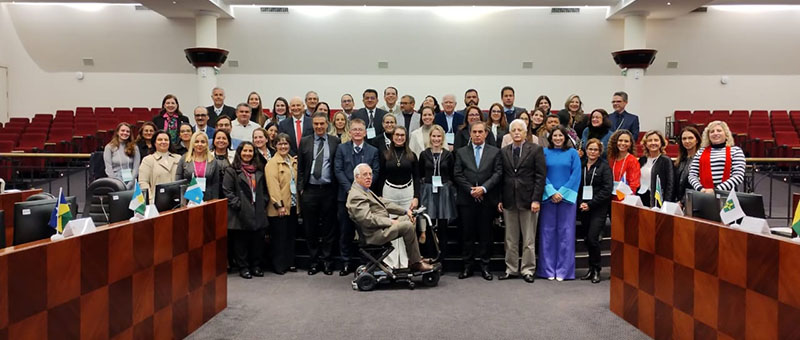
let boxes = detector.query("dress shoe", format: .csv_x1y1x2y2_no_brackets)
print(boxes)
458,268,473,279
590,269,601,284
251,267,264,277
339,263,354,276
580,267,595,281
287,266,297,272
547,277,555,281
410,261,434,272
498,273,518,280
273,270,286,275
523,274,535,283
308,264,320,275
556,277,564,282
239,269,252,279
323,263,334,275
480,266,493,281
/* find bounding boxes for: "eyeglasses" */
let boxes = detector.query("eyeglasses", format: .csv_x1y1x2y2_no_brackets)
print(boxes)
400,102,410,105
195,114,208,117
342,99,353,103
490,110,503,113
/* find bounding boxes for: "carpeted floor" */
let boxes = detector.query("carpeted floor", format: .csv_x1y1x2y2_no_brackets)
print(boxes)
187,270,649,340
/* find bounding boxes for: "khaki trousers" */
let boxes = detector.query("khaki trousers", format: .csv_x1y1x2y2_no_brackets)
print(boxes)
503,208,539,275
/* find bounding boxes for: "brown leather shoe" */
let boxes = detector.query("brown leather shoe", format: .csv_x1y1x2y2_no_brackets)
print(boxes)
410,261,434,272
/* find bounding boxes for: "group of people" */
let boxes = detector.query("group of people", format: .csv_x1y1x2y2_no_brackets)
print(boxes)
99,85,746,284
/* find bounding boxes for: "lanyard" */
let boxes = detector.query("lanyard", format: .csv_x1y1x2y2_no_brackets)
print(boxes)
584,164,597,186
616,115,625,130
611,156,628,182
432,151,442,177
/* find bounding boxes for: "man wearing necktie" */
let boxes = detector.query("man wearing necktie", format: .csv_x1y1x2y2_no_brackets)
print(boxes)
497,119,546,283
298,112,341,275
501,86,525,123
278,96,313,156
351,89,388,143
454,121,503,280
334,119,381,276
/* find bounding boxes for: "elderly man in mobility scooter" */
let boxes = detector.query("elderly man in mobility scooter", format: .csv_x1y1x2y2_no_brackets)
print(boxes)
346,163,441,290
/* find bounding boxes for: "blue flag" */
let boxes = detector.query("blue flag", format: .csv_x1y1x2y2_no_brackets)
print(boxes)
48,189,73,233
183,175,204,205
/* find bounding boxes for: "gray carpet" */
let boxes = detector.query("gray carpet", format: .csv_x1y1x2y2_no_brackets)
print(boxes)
187,270,649,340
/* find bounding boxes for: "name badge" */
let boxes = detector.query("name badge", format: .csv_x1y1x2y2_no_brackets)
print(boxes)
366,128,376,139
582,185,593,200
445,133,455,145
196,177,207,192
121,169,134,182
432,176,443,193
290,179,297,195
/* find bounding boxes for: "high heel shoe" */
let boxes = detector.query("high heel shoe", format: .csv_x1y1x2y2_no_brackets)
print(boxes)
580,267,595,280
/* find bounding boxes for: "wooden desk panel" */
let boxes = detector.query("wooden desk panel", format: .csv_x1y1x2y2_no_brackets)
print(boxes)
0,189,43,245
610,202,800,340
0,199,227,339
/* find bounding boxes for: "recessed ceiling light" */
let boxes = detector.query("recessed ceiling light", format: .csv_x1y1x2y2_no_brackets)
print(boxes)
667,2,671,5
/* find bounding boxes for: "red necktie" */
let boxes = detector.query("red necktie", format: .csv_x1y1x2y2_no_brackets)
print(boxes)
295,119,302,148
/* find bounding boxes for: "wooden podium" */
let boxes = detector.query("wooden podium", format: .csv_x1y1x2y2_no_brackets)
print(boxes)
610,202,800,339
0,199,227,339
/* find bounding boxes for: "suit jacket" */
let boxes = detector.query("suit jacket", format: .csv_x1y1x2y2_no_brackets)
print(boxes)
222,166,268,231
639,155,675,205
333,141,380,202
194,125,215,141
394,111,421,133
277,116,313,156
206,105,236,125
500,142,547,210
265,153,300,217
345,182,407,244
351,107,388,140
138,152,181,203
175,155,221,200
609,110,640,139
434,111,465,134
503,106,526,123
151,114,190,134
454,125,496,150
297,133,340,192
453,143,503,206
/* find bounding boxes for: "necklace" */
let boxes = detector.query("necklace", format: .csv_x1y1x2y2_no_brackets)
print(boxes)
394,149,405,167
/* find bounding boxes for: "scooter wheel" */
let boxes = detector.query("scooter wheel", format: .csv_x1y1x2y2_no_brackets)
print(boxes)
356,273,377,291
408,282,415,290
422,271,440,287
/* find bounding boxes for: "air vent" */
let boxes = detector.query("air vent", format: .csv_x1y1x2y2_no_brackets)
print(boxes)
522,61,533,69
228,60,239,68
135,5,150,11
551,8,580,14
691,7,708,13
82,58,95,66
666,61,679,69
377,61,389,69
261,7,289,13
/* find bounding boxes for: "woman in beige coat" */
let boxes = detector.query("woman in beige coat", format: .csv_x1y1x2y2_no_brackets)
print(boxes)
138,130,181,204
265,133,300,274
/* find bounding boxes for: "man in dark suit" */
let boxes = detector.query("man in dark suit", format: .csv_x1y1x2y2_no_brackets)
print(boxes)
501,86,526,123
609,91,640,138
350,89,388,142
192,106,215,140
206,87,236,125
497,119,546,283
434,94,464,149
453,121,503,280
333,118,381,276
298,112,340,276
278,96,313,156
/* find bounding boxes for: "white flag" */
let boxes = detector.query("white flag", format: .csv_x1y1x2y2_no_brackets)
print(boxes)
719,190,746,225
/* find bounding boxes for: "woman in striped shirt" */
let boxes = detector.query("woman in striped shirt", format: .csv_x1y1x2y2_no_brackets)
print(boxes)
688,121,745,194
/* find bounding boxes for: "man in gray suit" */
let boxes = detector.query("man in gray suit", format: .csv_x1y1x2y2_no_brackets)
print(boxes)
497,119,546,283
394,95,420,133
501,86,525,123
346,163,433,272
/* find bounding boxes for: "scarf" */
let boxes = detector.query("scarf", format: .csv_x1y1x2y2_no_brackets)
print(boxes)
241,163,257,193
699,143,730,189
162,112,179,143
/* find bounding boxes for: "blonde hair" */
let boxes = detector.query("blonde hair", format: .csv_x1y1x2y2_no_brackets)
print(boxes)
700,120,735,148
328,111,351,143
639,130,667,155
426,125,446,149
184,131,214,163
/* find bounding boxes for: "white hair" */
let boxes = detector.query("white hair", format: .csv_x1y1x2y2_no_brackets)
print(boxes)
442,94,456,102
509,119,527,131
353,163,372,178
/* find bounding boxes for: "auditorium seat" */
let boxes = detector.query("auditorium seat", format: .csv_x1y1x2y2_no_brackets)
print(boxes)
150,108,161,119
750,110,769,123
731,110,749,120
55,110,74,119
75,107,93,115
8,117,29,125
636,132,645,143
710,110,729,121
665,144,679,158
132,107,151,122
745,127,774,157
0,140,14,152
0,133,20,144
690,110,711,130
114,107,132,116
73,122,100,152
773,131,800,158
46,127,75,153
32,113,53,122
25,127,49,135
95,107,113,116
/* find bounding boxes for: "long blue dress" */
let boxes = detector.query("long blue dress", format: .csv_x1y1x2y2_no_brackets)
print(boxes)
537,147,582,280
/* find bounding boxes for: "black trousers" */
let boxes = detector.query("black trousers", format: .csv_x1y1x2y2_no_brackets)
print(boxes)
231,229,266,270
268,207,298,273
301,184,337,266
421,218,448,264
580,205,608,269
459,201,494,268
338,201,359,265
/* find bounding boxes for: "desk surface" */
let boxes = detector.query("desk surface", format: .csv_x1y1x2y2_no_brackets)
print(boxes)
0,199,228,339
609,201,800,339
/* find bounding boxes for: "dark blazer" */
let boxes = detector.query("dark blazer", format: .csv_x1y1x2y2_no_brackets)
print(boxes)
609,110,640,139
490,126,508,148
368,133,392,154
453,143,503,206
434,111,465,134
577,158,614,211
277,116,313,156
333,141,380,202
152,114,190,133
222,166,268,231
638,155,675,205
206,105,236,125
297,133,340,192
499,142,546,210
175,156,222,200
351,107,388,139
674,157,693,204
418,149,455,185
503,106,526,123
454,125,496,150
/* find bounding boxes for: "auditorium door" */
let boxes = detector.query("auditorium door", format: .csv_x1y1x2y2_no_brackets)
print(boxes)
0,66,7,123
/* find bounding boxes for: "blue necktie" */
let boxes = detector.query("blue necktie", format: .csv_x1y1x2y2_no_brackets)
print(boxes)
474,145,482,168
354,145,363,164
